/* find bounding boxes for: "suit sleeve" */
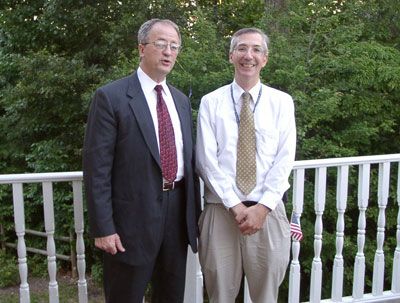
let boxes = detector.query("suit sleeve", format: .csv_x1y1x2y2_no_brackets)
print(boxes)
83,88,117,238
190,105,202,223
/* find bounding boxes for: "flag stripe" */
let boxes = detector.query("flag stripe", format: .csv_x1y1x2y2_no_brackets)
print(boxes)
290,213,303,241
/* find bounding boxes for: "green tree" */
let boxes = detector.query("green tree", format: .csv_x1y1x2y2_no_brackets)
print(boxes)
1,1,399,300
261,0,400,159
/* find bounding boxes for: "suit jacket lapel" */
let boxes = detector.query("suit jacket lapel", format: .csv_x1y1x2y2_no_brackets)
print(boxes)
127,73,161,169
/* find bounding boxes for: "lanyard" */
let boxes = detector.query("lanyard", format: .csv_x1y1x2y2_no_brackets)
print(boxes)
230,84,262,126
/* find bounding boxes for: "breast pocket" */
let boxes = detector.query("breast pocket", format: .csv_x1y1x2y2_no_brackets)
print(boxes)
256,129,279,159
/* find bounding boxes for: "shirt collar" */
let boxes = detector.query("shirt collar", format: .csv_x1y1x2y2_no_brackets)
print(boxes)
137,67,168,95
231,80,261,104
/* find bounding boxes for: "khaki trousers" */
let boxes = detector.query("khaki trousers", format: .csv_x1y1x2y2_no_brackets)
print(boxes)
198,201,290,303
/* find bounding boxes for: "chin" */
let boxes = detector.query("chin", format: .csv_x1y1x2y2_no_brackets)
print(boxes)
160,65,173,73
238,70,256,77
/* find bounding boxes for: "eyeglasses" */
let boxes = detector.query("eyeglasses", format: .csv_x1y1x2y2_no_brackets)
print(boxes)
143,40,181,53
234,45,266,55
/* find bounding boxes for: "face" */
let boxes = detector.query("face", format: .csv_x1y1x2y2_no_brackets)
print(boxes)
229,32,268,85
139,22,180,83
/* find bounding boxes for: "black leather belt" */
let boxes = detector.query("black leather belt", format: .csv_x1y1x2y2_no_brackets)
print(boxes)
242,201,258,207
242,191,288,206
163,179,184,191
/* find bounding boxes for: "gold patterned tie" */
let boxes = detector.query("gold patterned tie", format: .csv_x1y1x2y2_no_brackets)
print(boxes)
236,92,257,195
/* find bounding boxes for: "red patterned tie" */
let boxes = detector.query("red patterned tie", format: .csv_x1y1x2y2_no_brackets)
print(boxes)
155,85,177,182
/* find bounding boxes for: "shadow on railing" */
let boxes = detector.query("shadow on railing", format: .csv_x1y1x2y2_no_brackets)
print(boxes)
0,154,399,303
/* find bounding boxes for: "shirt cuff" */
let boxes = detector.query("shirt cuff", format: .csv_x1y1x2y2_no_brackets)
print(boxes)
258,192,281,211
222,191,242,210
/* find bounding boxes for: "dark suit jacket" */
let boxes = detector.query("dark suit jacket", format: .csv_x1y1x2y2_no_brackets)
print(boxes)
83,72,200,266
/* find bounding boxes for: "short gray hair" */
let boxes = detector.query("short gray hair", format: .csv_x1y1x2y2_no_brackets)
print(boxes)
138,19,181,44
229,28,269,54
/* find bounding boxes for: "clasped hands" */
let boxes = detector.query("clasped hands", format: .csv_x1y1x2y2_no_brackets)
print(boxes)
94,203,270,253
230,203,270,236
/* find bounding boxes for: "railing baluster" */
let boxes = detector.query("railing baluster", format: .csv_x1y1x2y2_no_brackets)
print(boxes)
332,165,349,301
310,167,326,303
42,182,59,303
72,180,88,303
352,163,370,299
372,162,390,296
12,183,30,303
184,250,203,303
2,155,400,303
243,278,252,303
392,162,400,293
184,180,204,303
289,168,305,303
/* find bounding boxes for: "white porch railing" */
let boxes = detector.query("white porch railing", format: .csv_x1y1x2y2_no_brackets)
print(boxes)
0,154,399,303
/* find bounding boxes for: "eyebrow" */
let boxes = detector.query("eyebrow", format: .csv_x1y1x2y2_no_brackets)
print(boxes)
237,43,263,47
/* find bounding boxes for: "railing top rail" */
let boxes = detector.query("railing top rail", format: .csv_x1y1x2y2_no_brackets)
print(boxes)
0,154,399,184
0,171,83,184
293,153,400,170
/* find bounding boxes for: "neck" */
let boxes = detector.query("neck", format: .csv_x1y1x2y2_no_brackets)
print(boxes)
140,65,166,83
235,77,259,92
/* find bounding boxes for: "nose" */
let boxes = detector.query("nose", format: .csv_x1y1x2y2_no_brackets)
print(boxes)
162,44,173,55
243,49,253,58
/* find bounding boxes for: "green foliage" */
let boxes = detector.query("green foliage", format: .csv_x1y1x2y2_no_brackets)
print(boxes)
90,262,103,287
1,1,398,170
0,51,101,173
263,0,400,159
0,250,19,287
170,9,232,109
0,0,399,301
27,254,49,278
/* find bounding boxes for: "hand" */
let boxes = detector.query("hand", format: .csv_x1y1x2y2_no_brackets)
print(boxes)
230,203,248,224
238,204,270,235
95,233,125,255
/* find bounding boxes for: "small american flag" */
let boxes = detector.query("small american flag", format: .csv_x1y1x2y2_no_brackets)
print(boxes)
290,213,303,241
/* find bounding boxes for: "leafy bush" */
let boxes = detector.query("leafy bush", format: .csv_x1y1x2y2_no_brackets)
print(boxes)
90,263,103,287
27,254,50,278
0,250,19,287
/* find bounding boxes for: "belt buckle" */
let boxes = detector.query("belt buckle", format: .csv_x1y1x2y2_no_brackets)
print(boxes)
163,181,174,191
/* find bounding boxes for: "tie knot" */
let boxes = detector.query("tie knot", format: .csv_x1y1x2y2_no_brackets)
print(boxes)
242,92,251,104
155,85,163,95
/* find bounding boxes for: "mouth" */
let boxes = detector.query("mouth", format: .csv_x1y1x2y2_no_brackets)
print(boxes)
161,59,172,65
240,63,256,68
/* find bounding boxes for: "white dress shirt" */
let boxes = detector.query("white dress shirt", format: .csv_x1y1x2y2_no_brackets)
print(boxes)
196,80,296,210
137,67,184,180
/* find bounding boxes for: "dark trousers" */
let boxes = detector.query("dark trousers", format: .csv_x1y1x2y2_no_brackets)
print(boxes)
103,187,188,303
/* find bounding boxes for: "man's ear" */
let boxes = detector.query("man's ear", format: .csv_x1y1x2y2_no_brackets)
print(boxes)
138,44,145,59
261,53,268,68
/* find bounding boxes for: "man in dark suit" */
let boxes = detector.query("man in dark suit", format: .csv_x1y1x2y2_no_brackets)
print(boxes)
83,19,200,303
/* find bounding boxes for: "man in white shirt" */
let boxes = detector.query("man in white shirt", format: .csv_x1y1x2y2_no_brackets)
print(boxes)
196,27,296,303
